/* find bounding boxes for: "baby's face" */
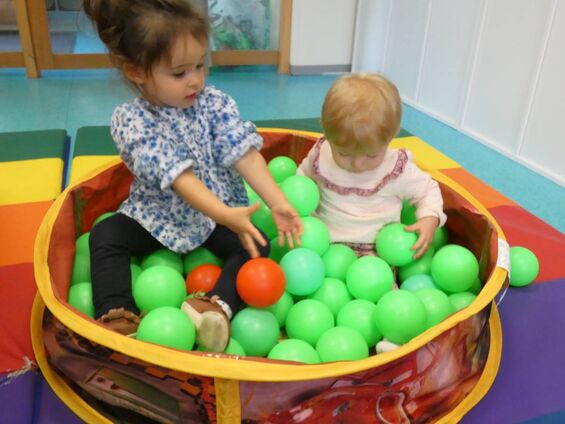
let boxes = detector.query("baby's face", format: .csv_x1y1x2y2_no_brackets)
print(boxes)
329,142,387,173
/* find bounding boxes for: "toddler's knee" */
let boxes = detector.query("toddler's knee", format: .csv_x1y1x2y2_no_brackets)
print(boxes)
89,217,122,250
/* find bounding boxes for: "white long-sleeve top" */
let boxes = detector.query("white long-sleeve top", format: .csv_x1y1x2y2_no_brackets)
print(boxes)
297,138,447,245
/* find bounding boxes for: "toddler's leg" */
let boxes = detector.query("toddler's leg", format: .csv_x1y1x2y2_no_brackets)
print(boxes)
89,213,163,331
203,224,270,314
182,224,270,351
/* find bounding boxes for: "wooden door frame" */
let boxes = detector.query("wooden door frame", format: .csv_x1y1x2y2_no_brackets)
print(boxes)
0,0,38,77
16,0,292,77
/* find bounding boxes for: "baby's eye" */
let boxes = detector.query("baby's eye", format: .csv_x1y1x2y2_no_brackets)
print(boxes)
196,63,205,69
338,152,351,157
172,71,186,78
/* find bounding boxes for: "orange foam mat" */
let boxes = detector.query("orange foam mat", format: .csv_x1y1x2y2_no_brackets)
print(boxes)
0,201,53,267
441,168,517,210
0,263,36,372
489,205,565,283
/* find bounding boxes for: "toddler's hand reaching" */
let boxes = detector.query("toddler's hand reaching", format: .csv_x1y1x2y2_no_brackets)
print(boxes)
224,203,267,258
271,203,303,249
405,216,439,259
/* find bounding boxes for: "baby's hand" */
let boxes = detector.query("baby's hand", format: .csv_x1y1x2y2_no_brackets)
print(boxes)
405,216,439,259
271,203,303,249
224,203,267,258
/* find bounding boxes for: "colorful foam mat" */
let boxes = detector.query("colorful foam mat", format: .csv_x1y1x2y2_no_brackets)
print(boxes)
0,129,68,371
0,130,70,421
1,120,564,423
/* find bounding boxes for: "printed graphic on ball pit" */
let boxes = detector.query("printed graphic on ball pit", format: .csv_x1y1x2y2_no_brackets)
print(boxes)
33,129,507,423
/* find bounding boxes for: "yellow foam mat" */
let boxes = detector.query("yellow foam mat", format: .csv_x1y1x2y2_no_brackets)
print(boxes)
70,155,120,185
0,158,63,206
391,136,460,171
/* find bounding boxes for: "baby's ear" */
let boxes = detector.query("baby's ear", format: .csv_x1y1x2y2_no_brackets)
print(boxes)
123,63,146,84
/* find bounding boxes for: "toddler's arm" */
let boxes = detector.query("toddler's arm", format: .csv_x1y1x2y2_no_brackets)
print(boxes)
235,149,303,248
172,170,267,258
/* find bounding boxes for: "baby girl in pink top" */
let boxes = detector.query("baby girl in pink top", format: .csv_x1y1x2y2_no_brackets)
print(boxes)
298,74,447,259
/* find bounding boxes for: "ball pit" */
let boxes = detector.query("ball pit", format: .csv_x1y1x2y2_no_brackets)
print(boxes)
32,129,508,423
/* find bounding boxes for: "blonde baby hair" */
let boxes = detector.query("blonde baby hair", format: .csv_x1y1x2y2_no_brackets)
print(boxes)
321,73,402,152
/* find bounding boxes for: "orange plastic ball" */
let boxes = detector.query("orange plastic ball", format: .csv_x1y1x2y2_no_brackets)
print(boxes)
236,258,286,307
186,264,222,294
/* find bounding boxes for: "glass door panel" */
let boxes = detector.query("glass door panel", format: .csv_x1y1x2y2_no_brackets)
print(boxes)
209,0,280,51
0,0,21,52
46,0,106,54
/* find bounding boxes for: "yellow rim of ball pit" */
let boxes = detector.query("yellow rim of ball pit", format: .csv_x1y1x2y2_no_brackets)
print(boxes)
33,129,507,422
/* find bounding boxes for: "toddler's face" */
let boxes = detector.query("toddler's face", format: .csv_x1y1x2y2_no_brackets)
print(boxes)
329,142,387,173
140,33,207,108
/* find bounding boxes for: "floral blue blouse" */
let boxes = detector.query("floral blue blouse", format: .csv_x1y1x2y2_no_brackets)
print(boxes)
110,85,262,253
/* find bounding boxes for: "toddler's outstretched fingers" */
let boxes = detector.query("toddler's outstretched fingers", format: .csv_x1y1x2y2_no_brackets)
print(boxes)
249,226,267,247
292,227,302,246
284,231,295,249
240,233,259,258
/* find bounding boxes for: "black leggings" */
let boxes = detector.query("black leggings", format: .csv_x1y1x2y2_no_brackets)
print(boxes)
89,213,270,319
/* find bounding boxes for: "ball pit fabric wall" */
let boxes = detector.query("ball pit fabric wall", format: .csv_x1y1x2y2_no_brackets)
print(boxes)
33,130,507,423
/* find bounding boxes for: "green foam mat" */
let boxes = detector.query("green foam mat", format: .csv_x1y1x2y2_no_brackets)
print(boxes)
0,130,68,162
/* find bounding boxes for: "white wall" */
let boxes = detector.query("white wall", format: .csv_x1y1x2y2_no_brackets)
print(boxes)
352,0,565,186
290,0,357,71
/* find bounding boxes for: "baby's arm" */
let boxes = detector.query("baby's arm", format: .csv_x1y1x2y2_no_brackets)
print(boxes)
400,159,447,259
295,140,318,178
172,170,266,258
235,149,303,248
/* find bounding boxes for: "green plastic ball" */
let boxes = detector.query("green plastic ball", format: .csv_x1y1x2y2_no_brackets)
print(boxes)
400,200,417,225
268,156,297,183
449,292,477,312
345,256,393,302
280,175,320,217
414,288,453,329
71,253,91,286
251,200,278,240
130,264,142,288
183,247,224,276
231,308,280,357
373,290,428,344
224,338,246,356
133,266,187,312
400,274,437,292
75,232,90,256
268,339,320,364
398,247,435,282
136,306,195,350
375,223,418,266
308,278,352,318
509,246,539,287
431,226,448,250
141,249,184,275
316,326,369,362
468,278,482,295
285,299,335,346
68,282,94,317
269,237,291,263
431,244,479,293
264,291,294,327
93,212,115,227
279,248,325,296
337,299,381,347
322,244,357,281
300,216,330,256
